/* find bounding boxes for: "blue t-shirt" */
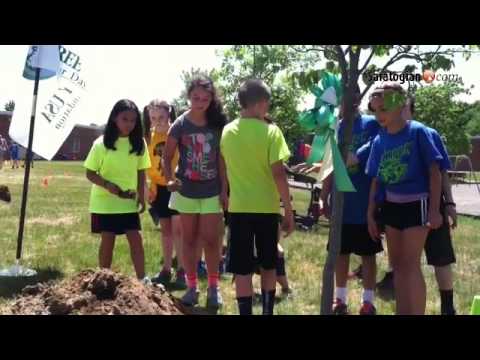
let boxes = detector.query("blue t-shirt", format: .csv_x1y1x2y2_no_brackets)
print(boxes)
338,114,380,224
366,120,443,196
373,126,450,204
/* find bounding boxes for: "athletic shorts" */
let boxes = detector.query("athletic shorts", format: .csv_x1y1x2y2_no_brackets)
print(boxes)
150,185,179,219
169,192,222,215
227,213,279,275
382,198,430,230
327,224,384,256
91,213,141,235
425,201,456,266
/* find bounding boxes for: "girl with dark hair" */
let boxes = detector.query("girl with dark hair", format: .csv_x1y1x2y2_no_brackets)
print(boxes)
366,83,444,314
146,99,186,289
84,99,151,281
163,76,228,309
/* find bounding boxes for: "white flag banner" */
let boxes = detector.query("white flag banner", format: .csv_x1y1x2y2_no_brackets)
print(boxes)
9,45,87,160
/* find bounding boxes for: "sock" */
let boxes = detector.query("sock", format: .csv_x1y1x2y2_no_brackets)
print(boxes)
276,256,286,277
186,273,197,289
261,289,276,315
237,296,253,315
363,289,375,304
208,272,219,288
440,289,456,315
336,287,347,303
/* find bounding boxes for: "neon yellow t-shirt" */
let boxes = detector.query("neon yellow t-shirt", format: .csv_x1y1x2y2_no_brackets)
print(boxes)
220,118,291,214
84,136,151,214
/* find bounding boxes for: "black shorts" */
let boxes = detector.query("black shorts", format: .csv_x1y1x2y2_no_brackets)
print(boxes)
382,198,429,230
91,213,141,235
150,185,179,219
227,213,279,275
327,224,383,256
425,202,456,266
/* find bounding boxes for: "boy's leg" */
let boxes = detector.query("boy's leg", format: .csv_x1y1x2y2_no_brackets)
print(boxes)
99,232,116,269
425,211,456,315
229,213,255,315
125,230,145,279
361,255,377,310
235,275,254,315
398,226,429,315
435,265,455,315
255,214,280,315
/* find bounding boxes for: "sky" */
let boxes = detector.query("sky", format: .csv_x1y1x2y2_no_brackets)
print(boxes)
1,45,480,126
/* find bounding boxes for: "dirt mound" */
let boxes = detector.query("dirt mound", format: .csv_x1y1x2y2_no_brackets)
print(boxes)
4,269,186,315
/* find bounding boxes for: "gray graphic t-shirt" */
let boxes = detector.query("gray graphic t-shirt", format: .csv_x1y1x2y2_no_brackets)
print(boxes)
168,114,221,199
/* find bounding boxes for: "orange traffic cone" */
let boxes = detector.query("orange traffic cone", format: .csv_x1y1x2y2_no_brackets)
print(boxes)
42,177,49,188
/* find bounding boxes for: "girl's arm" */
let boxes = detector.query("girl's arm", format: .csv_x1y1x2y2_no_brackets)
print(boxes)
219,153,229,211
86,169,120,195
137,170,146,213
428,163,443,229
367,177,380,241
162,135,180,191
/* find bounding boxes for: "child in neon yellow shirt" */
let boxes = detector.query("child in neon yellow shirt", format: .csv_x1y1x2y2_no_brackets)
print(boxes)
84,99,151,280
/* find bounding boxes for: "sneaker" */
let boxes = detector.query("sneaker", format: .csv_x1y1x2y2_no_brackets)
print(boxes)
181,287,200,306
141,276,152,286
359,302,377,315
197,260,207,279
332,298,348,315
376,271,394,297
152,269,172,285
174,268,187,289
206,287,223,310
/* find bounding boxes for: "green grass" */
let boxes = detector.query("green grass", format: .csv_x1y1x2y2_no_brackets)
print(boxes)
1,161,479,315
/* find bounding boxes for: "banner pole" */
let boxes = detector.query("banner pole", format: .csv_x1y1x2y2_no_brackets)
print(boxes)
15,67,40,261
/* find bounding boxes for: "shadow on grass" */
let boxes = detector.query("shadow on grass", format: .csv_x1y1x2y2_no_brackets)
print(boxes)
0,267,64,299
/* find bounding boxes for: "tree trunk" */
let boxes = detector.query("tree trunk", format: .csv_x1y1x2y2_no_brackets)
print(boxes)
320,47,360,314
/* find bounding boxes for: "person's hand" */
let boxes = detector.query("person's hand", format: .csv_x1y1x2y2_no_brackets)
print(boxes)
166,179,182,192
367,212,380,241
427,210,443,230
299,163,322,175
282,208,295,238
446,204,457,229
138,198,146,214
346,152,359,168
105,181,121,196
220,190,229,211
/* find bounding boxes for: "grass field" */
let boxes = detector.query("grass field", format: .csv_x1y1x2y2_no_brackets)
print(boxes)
1,161,479,315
